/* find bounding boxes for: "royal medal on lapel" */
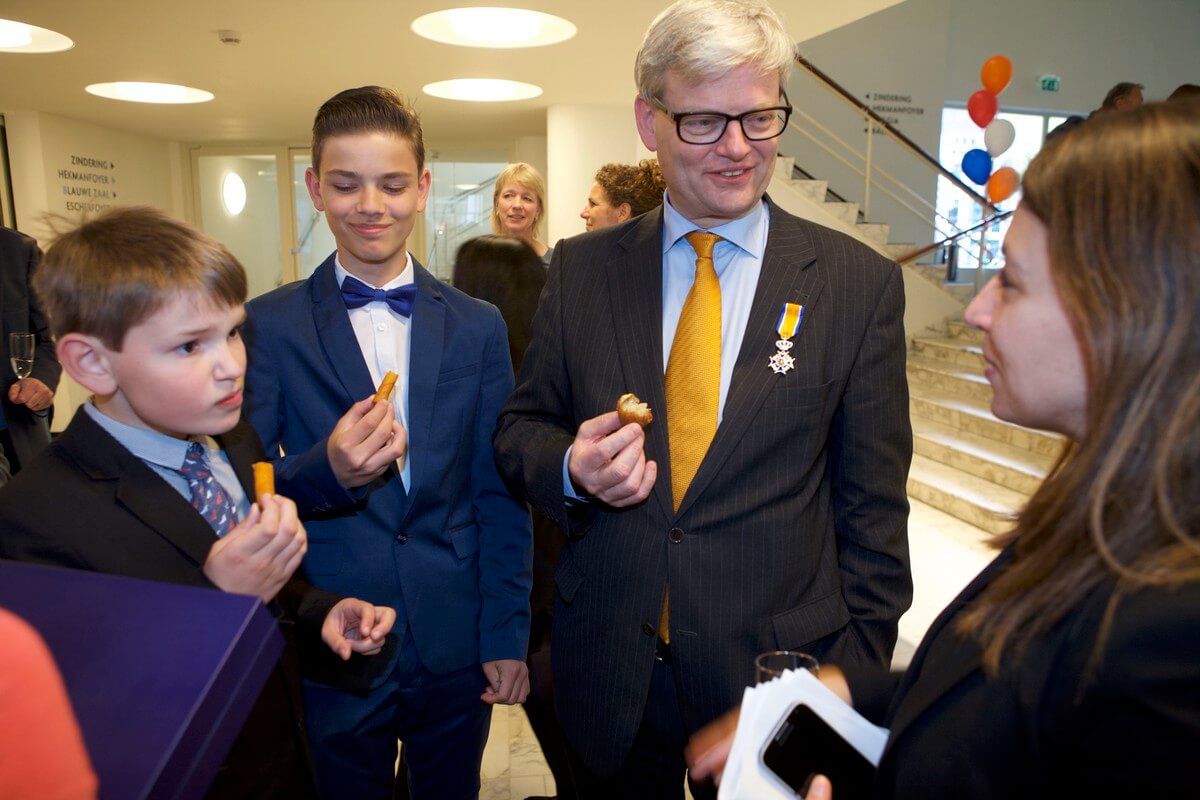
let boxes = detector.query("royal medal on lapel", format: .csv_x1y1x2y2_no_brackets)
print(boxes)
769,302,806,375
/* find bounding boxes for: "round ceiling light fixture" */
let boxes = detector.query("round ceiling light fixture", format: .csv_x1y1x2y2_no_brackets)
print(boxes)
412,7,575,48
423,79,542,103
0,18,74,52
85,82,215,104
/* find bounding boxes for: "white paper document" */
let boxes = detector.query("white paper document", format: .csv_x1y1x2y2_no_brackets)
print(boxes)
717,668,890,799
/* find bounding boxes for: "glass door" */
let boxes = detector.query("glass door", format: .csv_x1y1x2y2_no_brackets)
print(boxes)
190,146,294,300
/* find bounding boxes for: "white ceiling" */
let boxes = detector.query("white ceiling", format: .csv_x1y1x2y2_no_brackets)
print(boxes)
0,0,904,145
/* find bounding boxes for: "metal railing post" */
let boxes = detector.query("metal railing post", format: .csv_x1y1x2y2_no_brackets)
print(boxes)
863,114,873,219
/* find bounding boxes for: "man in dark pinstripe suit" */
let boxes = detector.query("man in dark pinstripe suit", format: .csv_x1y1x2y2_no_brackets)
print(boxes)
494,2,912,796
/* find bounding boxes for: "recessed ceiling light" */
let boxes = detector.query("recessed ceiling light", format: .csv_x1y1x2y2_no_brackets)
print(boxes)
423,79,542,103
454,184,481,191
412,8,575,48
0,18,74,53
85,82,214,104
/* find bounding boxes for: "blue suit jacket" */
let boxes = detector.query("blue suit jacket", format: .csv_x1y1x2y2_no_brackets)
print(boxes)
244,254,531,687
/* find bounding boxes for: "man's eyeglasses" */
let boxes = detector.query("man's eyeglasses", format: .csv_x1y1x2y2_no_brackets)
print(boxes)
653,94,793,145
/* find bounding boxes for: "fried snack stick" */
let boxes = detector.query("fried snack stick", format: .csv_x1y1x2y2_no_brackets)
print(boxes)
374,370,399,403
252,461,275,501
616,393,653,427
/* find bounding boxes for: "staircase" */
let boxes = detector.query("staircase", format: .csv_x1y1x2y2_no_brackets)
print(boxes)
907,319,1063,537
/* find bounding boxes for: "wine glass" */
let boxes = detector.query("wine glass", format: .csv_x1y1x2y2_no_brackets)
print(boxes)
9,333,35,388
755,650,819,684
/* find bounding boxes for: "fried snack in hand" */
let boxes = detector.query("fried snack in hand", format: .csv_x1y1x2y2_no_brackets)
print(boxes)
374,371,399,403
253,461,275,501
616,393,653,427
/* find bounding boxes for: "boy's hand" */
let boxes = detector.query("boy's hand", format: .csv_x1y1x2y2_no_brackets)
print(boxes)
8,377,54,413
202,494,307,602
321,598,396,660
327,396,408,489
480,659,530,705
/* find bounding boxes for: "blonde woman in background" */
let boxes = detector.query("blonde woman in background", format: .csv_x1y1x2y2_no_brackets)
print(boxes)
492,162,552,265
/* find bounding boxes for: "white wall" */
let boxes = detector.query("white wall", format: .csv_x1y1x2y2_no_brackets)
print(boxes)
196,155,284,299
545,105,645,245
945,0,1200,113
784,0,1200,246
1,108,183,429
4,109,181,239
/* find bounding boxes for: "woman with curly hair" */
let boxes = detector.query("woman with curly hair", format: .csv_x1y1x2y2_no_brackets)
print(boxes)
579,159,665,231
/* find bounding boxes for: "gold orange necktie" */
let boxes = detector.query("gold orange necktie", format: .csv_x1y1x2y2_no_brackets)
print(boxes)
659,230,722,643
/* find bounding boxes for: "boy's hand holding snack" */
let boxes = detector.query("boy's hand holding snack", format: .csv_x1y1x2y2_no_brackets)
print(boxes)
326,393,408,489
203,493,307,602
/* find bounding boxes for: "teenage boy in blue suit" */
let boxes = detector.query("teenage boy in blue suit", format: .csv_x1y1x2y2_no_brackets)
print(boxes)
243,86,533,800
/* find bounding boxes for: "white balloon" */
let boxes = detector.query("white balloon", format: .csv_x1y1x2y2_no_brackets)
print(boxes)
985,119,1016,157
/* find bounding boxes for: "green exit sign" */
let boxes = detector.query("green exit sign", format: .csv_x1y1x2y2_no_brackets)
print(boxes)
1040,75,1061,92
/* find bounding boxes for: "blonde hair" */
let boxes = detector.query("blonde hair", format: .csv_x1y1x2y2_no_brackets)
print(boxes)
958,102,1200,673
491,163,547,240
35,206,247,349
635,0,795,103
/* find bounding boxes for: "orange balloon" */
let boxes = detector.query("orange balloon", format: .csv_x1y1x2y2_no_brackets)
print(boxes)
981,55,1013,95
987,167,1020,203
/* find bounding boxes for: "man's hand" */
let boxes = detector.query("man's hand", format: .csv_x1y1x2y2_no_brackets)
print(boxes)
321,598,396,660
567,411,657,507
8,377,53,413
327,395,408,489
686,707,739,785
202,494,306,602
480,659,530,705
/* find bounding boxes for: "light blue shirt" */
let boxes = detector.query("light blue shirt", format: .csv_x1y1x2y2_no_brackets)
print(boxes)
84,402,250,527
660,193,769,422
562,194,771,499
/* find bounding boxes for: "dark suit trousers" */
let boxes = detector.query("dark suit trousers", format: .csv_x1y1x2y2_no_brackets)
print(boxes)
565,655,717,800
303,627,492,800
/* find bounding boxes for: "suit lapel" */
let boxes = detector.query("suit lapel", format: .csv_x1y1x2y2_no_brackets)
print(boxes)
884,549,1013,744
675,200,824,519
60,413,219,567
609,211,672,519
309,256,377,406
403,262,445,515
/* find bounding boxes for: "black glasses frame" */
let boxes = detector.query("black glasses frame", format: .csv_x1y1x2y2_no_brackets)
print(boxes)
655,92,794,145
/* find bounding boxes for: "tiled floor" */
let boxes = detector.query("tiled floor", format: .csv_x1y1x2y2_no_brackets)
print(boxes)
478,498,999,798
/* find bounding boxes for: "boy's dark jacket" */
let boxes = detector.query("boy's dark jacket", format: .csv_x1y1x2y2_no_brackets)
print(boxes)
0,411,386,798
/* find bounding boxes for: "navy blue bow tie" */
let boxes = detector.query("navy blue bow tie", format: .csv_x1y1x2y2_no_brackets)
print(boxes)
341,275,417,317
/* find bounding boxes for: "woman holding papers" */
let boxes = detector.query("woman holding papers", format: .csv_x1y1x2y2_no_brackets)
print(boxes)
690,101,1200,797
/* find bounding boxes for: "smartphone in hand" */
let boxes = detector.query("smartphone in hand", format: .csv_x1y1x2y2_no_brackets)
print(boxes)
761,703,876,799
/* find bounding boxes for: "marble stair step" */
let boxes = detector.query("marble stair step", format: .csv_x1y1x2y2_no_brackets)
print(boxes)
912,416,1052,496
945,320,984,344
909,385,1066,459
888,243,918,262
910,335,985,371
906,355,991,404
856,222,890,245
907,454,1024,535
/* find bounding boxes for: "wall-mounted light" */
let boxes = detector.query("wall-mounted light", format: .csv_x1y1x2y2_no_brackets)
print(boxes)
0,18,74,53
411,8,575,48
222,172,247,215
423,79,542,103
85,81,214,104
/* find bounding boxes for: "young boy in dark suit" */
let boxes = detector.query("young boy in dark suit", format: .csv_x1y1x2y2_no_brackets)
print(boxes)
0,206,397,799
243,86,533,800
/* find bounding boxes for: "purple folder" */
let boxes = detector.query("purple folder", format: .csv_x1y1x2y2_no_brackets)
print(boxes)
0,559,283,800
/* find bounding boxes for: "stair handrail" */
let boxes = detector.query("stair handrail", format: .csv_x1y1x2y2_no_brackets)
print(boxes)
793,53,996,215
895,209,1013,265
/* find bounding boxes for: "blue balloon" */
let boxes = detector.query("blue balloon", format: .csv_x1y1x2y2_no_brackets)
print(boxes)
962,148,993,185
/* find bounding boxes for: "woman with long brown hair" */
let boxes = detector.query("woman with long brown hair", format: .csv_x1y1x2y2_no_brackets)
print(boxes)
689,101,1200,797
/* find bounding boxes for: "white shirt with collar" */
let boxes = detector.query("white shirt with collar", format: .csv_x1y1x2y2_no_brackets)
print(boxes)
333,254,413,490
